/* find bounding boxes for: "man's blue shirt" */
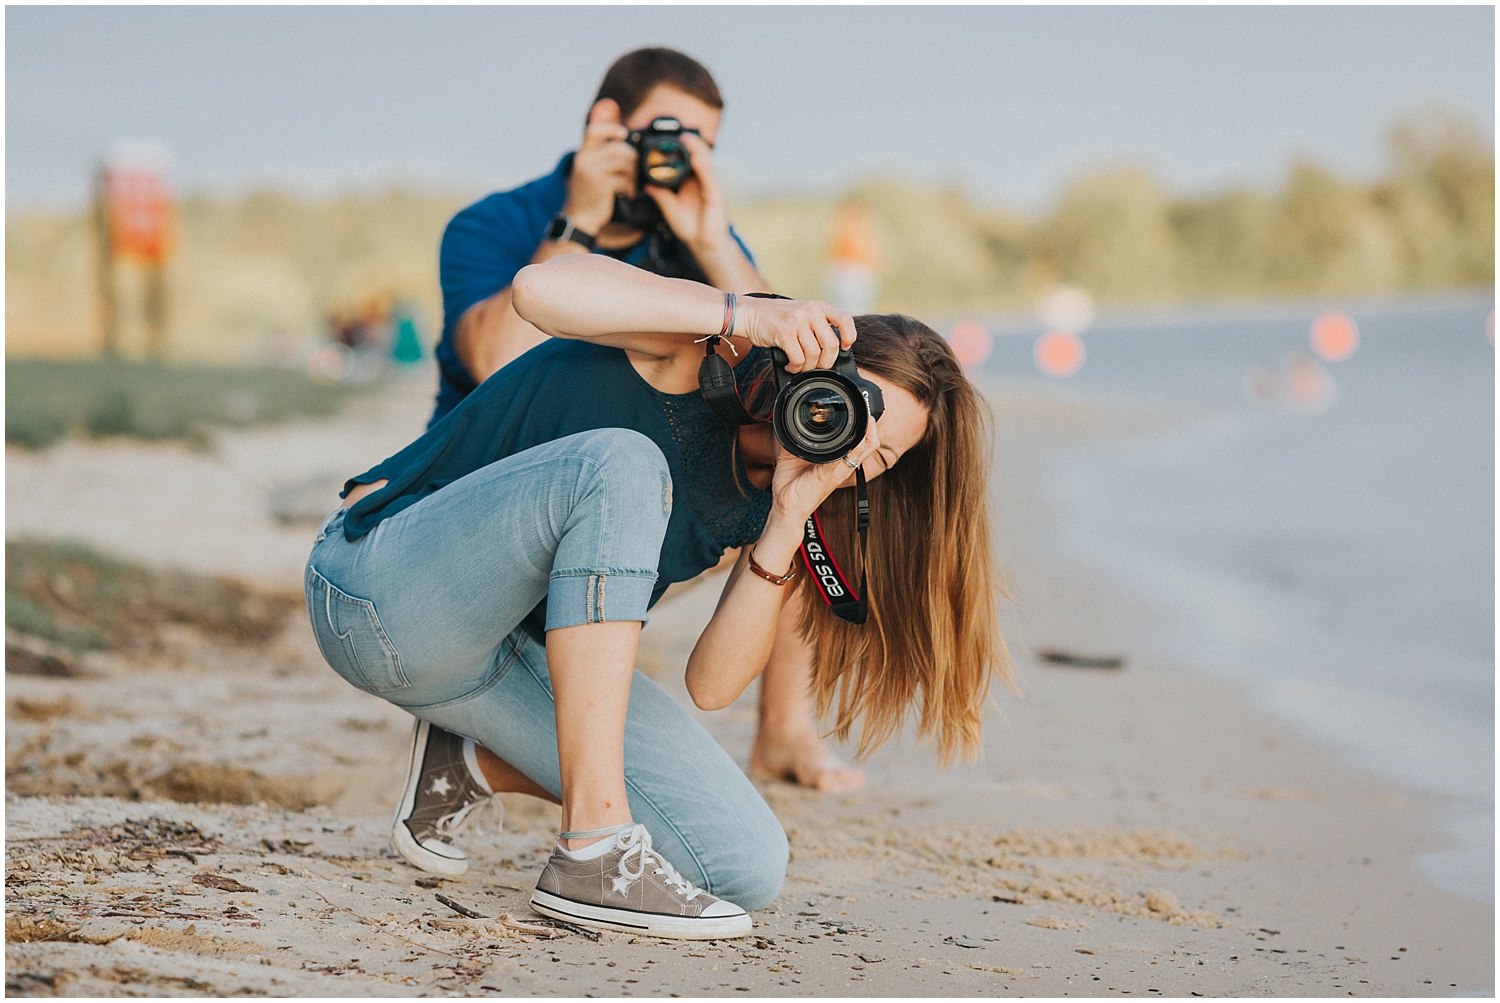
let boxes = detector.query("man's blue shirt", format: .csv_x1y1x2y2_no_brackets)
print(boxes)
432,153,756,427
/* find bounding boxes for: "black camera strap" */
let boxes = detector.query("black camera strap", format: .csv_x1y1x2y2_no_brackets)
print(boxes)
697,335,759,426
799,468,870,625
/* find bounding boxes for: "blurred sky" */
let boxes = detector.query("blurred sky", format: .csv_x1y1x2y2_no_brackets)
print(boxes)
6,5,1495,212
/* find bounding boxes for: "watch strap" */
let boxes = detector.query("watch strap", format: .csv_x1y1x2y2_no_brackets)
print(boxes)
546,214,597,251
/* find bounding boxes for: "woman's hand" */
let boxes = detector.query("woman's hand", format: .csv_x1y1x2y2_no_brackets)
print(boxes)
684,426,880,712
765,424,881,536
511,255,850,375
734,296,857,373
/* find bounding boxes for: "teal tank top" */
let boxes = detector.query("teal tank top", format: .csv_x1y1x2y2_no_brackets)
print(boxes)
342,339,773,610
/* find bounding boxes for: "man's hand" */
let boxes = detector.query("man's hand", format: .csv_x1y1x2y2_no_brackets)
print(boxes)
565,99,635,235
645,131,764,291
645,131,738,266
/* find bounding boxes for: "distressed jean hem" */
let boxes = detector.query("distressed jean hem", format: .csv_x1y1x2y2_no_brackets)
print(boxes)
546,569,657,629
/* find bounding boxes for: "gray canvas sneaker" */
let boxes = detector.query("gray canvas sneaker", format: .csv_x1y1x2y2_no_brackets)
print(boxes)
530,823,752,940
391,720,501,877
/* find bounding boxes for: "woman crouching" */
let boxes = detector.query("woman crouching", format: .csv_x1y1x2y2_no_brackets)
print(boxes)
304,255,1009,938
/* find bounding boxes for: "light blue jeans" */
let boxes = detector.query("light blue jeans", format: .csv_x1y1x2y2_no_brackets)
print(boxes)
304,429,787,908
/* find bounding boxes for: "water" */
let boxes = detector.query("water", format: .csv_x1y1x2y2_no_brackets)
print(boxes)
981,295,1495,903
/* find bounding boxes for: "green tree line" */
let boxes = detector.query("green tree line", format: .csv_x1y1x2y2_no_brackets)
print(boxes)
5,109,1490,360
743,108,1493,311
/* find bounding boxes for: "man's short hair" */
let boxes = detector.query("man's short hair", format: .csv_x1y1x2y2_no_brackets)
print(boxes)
593,47,724,120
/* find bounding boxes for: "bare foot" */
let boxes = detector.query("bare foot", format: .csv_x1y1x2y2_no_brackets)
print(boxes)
749,730,866,793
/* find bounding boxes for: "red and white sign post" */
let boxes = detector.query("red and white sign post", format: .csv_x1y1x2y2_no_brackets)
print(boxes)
94,144,174,357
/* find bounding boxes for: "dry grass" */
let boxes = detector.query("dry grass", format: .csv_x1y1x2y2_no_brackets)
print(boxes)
5,538,299,654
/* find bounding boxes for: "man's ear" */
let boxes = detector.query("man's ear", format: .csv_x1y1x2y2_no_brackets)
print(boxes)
587,98,622,129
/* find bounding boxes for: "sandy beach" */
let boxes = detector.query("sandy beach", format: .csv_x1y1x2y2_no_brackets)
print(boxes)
5,371,1493,997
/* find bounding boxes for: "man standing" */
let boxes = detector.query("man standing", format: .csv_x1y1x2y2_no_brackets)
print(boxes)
430,47,763,425
395,48,864,881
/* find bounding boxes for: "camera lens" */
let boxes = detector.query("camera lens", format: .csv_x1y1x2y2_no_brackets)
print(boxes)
773,373,868,463
792,387,850,443
643,139,689,188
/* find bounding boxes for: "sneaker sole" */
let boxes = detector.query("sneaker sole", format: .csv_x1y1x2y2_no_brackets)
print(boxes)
529,889,752,940
390,719,469,878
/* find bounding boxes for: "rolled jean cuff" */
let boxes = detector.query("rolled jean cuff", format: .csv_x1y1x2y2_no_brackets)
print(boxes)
546,569,658,630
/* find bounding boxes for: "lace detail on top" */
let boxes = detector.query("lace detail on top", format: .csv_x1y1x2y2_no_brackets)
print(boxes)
651,366,771,551
612,824,702,900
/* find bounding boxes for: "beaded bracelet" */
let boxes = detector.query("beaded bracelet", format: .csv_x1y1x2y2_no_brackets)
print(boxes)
718,291,738,339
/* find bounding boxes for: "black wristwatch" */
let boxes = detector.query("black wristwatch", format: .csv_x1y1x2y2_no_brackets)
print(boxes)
545,214,597,251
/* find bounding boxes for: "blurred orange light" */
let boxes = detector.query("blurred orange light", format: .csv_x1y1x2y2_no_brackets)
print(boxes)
1281,350,1337,413
1310,311,1358,362
1034,330,1085,377
829,205,878,267
948,322,993,369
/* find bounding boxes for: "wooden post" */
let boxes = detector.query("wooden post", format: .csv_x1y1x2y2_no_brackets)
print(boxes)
143,261,167,360
93,165,119,358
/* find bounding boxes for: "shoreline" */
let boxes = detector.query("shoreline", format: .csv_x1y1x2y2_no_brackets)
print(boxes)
990,360,1495,912
932,287,1496,338
5,375,1494,995
980,383,1494,991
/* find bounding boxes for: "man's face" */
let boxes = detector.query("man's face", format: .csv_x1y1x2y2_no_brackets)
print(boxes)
624,84,722,147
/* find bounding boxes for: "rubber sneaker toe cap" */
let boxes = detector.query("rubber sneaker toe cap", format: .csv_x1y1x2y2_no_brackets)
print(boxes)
392,821,470,877
418,837,467,862
699,899,748,919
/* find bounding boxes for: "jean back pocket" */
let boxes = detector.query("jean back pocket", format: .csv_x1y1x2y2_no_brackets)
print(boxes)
305,566,410,694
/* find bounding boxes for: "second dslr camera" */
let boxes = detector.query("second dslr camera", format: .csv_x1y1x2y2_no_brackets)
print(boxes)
612,116,697,228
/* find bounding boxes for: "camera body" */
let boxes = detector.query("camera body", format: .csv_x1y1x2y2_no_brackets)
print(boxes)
611,116,695,229
767,348,886,464
698,336,885,465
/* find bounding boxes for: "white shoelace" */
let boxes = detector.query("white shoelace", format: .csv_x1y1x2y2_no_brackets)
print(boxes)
435,794,503,839
611,825,702,901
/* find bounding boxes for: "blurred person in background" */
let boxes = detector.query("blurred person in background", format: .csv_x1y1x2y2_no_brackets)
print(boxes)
397,46,867,882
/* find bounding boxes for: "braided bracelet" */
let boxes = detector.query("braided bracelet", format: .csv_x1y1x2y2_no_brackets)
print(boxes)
718,291,738,339
694,292,741,355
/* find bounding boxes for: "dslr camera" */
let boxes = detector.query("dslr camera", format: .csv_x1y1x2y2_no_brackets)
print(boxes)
698,308,882,625
612,116,696,229
699,339,886,464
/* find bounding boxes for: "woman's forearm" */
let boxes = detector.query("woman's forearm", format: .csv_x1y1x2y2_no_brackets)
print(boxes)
684,514,805,710
511,255,724,343
515,255,855,373
687,411,882,709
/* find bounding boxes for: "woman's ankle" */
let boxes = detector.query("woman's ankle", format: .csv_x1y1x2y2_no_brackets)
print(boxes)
559,819,633,852
559,789,633,850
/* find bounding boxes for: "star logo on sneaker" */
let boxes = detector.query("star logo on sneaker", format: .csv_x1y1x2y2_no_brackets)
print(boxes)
427,775,453,797
611,873,633,898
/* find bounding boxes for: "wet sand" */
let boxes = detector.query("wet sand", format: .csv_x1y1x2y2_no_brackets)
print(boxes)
5,371,1492,996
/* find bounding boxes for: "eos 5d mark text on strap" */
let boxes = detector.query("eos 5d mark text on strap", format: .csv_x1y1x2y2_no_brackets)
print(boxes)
545,214,597,251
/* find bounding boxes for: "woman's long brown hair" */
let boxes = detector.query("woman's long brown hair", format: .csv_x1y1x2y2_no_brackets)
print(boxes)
793,314,1011,764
